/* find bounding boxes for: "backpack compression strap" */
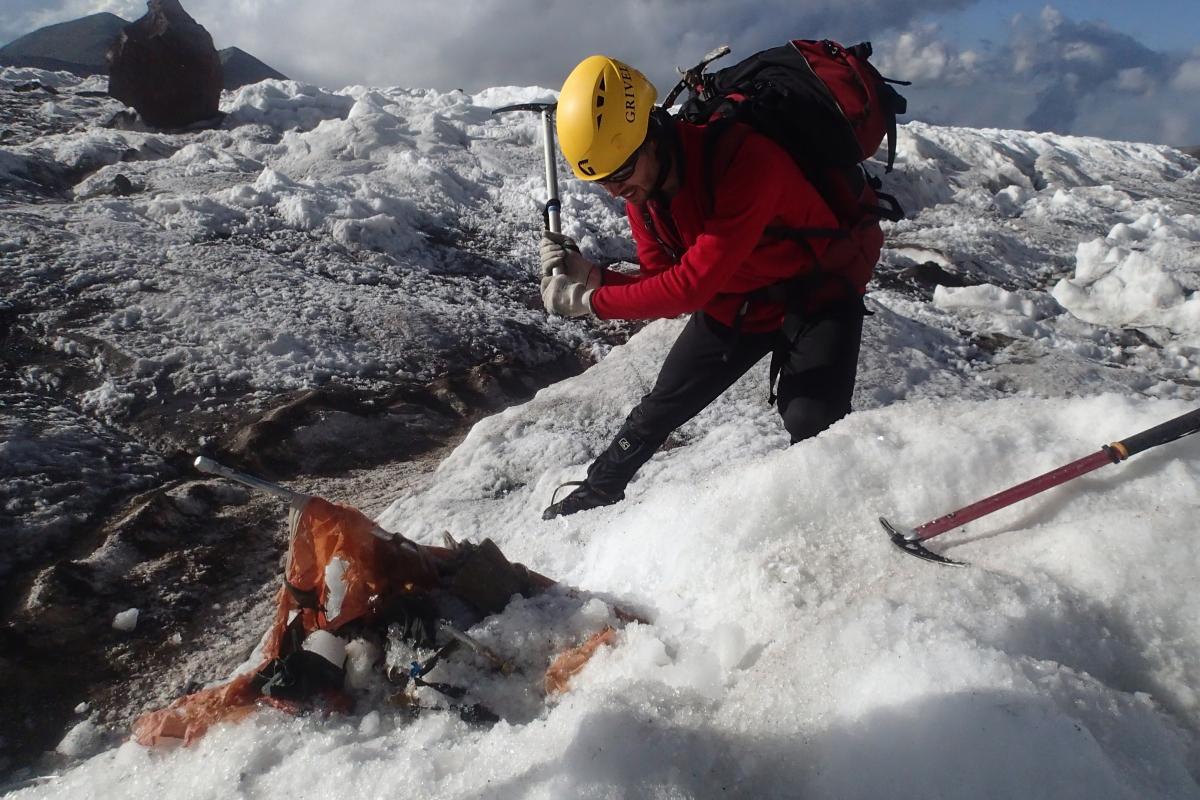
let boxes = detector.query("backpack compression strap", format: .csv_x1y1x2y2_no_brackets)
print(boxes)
844,42,910,173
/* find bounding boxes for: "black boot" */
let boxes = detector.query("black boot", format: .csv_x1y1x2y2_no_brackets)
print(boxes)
541,481,625,520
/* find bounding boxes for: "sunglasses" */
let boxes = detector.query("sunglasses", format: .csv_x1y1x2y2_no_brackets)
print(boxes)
598,145,643,184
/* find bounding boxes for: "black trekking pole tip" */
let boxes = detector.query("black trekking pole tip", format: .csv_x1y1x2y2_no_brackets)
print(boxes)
879,517,967,567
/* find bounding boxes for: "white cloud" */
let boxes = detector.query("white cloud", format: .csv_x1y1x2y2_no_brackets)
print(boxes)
1173,60,1200,91
1116,67,1152,94
1039,5,1064,30
3,0,974,92
873,27,984,85
876,7,1198,144
1161,109,1192,144
1062,41,1105,65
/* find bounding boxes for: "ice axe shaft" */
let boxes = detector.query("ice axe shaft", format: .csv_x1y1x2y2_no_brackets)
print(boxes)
883,406,1200,565
193,456,305,504
442,624,516,674
491,101,562,242
909,449,1116,542
540,109,561,235
193,456,405,545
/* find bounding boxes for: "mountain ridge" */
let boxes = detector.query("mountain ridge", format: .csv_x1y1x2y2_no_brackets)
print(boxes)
0,12,287,89
0,13,127,75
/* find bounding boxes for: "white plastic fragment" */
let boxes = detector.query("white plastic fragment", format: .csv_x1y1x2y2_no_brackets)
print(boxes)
301,629,347,669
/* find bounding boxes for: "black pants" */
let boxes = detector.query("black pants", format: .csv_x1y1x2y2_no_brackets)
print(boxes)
585,302,865,496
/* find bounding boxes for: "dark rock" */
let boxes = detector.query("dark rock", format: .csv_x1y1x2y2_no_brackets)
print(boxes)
101,108,151,132
12,82,59,95
111,174,136,196
901,261,976,288
219,47,288,90
106,0,223,130
973,332,1018,355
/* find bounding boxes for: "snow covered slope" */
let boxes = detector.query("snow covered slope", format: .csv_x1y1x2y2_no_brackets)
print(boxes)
3,67,1200,798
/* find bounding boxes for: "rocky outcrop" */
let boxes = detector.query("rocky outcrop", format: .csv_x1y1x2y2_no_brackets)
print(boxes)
2,13,284,89
106,0,223,129
219,47,288,90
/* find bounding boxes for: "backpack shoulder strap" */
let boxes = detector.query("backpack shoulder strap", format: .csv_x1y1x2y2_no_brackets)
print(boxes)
638,203,682,264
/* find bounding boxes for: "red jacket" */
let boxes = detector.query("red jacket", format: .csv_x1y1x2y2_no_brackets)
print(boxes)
591,120,883,333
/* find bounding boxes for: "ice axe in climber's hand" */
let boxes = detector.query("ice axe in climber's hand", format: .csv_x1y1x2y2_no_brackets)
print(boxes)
491,101,564,259
491,101,601,311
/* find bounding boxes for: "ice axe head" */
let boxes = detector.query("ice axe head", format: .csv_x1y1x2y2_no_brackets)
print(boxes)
880,517,966,567
491,101,562,234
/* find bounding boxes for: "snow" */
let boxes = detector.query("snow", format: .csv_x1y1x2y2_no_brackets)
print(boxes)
1054,231,1200,337
3,67,1200,798
110,609,139,632
53,720,103,760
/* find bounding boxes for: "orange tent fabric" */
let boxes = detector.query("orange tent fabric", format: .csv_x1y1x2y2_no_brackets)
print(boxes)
133,495,624,746
134,496,444,746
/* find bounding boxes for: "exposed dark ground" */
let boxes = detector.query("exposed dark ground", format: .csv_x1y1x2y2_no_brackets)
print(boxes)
0,339,595,782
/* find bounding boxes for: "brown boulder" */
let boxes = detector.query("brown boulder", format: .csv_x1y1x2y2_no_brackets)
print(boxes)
107,0,223,129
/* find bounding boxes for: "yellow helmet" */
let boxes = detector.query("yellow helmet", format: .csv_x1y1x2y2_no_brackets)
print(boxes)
557,55,658,180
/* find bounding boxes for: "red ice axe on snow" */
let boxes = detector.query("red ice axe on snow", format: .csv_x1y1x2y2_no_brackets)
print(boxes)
880,406,1200,566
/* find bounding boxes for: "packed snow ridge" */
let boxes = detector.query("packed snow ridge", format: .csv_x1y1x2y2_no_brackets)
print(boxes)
2,67,1199,798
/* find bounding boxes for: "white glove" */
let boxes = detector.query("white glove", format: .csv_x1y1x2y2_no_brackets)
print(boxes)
540,230,601,291
542,274,595,318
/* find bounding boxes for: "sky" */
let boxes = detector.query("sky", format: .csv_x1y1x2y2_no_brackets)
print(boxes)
2,2,1200,142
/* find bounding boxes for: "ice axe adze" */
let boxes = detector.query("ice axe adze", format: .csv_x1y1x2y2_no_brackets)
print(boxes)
491,101,564,272
880,406,1200,567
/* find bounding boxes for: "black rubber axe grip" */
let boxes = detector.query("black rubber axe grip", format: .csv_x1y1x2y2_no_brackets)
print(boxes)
1116,407,1200,458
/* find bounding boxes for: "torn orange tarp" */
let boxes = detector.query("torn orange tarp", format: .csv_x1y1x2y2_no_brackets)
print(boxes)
133,495,627,746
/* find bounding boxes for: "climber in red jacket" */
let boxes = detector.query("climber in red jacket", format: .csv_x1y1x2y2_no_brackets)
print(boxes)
540,54,884,519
